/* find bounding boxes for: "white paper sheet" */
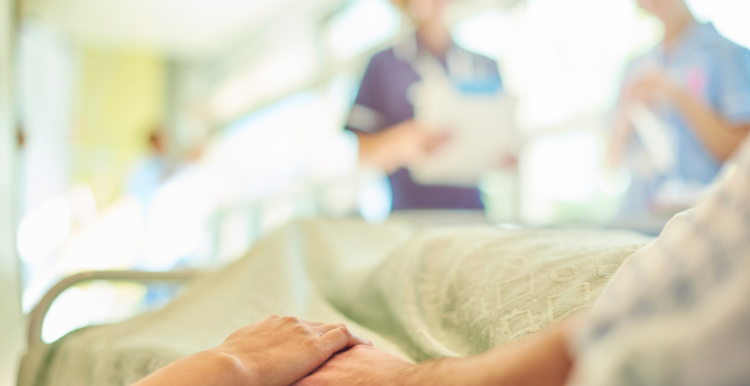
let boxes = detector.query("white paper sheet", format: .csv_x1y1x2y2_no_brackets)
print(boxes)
409,80,516,187
627,103,676,176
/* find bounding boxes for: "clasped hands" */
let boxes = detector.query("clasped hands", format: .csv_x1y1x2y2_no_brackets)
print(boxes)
622,69,683,110
215,316,411,386
135,314,579,386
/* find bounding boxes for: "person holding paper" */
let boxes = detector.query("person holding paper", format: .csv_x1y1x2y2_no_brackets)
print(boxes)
608,0,750,218
346,0,503,211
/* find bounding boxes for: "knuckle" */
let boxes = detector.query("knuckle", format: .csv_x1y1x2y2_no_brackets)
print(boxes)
281,316,302,324
295,325,312,336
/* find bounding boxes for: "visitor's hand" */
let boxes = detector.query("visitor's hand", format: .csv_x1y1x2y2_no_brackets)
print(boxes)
358,120,450,173
211,316,372,386
292,345,413,386
623,71,680,108
495,151,518,170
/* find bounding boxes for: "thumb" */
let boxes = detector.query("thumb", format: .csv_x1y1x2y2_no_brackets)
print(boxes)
320,326,371,355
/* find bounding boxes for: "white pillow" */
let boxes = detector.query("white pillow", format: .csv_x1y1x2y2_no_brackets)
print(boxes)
337,226,652,360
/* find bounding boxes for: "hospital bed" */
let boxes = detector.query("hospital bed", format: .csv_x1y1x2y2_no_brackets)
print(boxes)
19,217,652,386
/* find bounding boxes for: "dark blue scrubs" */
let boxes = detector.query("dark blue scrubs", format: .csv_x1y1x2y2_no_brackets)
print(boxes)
346,36,502,211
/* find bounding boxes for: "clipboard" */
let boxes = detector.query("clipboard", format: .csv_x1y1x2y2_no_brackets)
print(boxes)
409,78,516,187
627,103,676,176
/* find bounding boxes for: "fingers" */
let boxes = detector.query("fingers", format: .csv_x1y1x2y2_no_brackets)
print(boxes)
274,316,325,327
283,319,364,342
319,325,372,355
425,132,451,152
312,323,369,341
311,323,342,336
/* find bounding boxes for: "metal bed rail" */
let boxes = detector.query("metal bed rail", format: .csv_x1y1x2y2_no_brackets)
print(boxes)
27,270,201,349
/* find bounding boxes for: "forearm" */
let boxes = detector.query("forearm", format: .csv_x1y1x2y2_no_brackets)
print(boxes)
356,132,380,164
607,113,633,169
672,90,750,161
356,132,398,173
389,321,574,386
132,349,248,386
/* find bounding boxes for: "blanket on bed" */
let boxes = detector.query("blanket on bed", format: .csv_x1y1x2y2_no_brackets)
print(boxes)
19,219,651,386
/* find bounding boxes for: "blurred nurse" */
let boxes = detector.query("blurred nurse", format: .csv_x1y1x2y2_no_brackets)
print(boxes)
346,0,503,211
609,0,750,218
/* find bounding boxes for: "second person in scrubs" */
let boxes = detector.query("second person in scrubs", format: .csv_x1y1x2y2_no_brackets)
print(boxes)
609,0,750,218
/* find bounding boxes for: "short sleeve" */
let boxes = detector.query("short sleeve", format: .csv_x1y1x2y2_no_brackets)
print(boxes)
345,55,387,134
487,57,504,91
715,45,750,124
480,55,502,85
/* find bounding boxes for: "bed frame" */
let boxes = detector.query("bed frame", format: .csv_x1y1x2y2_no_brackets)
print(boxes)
27,270,201,349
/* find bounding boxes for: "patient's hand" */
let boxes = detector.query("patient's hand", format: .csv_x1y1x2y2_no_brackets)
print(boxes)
132,316,370,386
292,345,412,386
213,316,372,386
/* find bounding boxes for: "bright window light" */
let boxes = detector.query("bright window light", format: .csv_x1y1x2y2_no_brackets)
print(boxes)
326,0,402,61
142,168,215,270
215,92,358,198
518,0,660,128
210,34,321,121
687,0,750,48
17,196,71,265
358,170,392,224
59,196,144,272
40,282,148,344
452,8,511,60
527,133,600,203
66,183,98,225
42,287,89,344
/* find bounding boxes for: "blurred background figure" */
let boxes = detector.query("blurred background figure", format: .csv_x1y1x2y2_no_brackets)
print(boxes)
347,0,504,211
608,0,750,224
126,127,172,210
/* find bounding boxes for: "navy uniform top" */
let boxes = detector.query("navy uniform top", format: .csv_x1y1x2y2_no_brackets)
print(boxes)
346,34,503,211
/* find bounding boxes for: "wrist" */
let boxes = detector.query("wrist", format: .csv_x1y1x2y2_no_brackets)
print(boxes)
202,348,255,386
357,133,384,161
666,82,688,106
385,358,471,386
357,132,401,172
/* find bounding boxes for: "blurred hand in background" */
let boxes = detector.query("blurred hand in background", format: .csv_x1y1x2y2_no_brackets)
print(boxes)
357,120,450,173
622,70,680,109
